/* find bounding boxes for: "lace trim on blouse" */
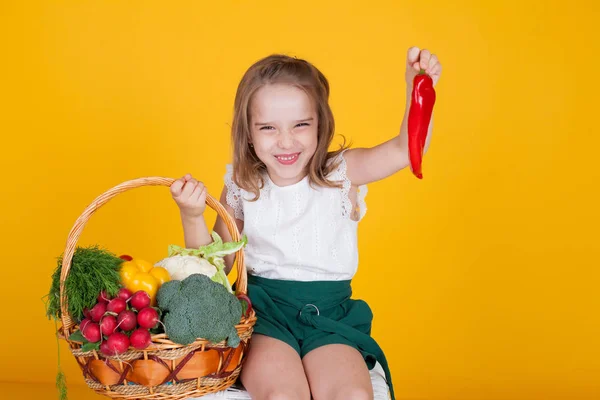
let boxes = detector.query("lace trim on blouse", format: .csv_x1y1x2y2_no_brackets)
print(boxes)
223,164,244,220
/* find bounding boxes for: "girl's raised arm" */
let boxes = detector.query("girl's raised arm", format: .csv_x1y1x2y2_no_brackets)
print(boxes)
343,47,442,186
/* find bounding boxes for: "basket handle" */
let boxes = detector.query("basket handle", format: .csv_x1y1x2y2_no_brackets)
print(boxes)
58,177,247,336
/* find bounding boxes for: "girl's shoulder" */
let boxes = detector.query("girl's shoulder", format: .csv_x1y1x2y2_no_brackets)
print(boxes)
223,163,244,220
326,149,368,221
325,148,350,179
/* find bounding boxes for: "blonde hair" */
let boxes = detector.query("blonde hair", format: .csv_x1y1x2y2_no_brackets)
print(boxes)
230,54,350,201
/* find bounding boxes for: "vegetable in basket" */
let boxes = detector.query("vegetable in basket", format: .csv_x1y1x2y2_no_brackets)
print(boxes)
45,245,123,322
119,256,171,305
68,288,159,354
45,244,124,400
156,273,243,347
154,231,247,294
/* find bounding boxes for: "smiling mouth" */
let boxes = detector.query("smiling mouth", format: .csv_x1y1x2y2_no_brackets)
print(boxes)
274,153,300,165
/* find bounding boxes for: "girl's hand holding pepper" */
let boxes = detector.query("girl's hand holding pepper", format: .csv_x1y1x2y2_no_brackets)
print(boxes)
404,46,441,179
405,46,442,88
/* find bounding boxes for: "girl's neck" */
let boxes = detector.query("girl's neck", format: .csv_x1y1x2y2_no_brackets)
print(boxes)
266,170,308,188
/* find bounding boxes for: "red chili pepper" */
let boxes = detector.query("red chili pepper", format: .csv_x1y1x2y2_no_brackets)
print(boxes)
408,69,436,179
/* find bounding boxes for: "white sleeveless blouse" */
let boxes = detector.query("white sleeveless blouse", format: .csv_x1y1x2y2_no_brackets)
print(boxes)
223,151,368,282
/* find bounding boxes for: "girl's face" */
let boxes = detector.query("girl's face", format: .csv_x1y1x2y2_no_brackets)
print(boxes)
249,83,319,187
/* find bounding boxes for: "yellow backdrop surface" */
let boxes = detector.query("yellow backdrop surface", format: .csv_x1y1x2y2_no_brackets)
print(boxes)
1,1,598,399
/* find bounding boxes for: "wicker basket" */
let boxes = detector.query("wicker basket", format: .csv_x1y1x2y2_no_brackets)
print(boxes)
57,177,256,399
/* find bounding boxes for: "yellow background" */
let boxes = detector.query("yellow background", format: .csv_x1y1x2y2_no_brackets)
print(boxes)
1,0,599,399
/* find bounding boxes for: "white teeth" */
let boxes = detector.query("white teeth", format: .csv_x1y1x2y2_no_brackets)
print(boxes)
276,154,297,161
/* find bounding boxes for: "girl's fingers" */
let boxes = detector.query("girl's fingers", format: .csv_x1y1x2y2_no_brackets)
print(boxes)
193,184,206,204
407,46,420,66
186,178,198,195
181,180,196,199
419,49,431,71
427,54,438,73
170,179,184,197
189,184,201,203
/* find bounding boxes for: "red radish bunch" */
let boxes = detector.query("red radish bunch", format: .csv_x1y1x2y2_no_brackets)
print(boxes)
89,302,107,322
75,289,163,356
117,288,133,300
130,328,152,350
97,290,111,303
117,310,137,331
82,321,101,342
137,307,159,329
107,298,127,314
100,315,117,336
130,291,151,310
103,332,130,356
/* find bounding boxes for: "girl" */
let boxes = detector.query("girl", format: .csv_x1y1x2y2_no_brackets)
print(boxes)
170,47,442,400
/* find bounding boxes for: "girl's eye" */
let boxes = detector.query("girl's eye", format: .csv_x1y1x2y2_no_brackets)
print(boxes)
259,126,275,131
295,122,309,128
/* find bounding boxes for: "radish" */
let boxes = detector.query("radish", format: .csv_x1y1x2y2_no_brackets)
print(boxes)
83,307,91,319
100,315,117,336
100,340,112,355
79,318,91,333
104,332,130,355
97,290,111,303
130,291,151,310
137,307,159,329
130,328,151,350
119,254,133,261
117,288,133,301
117,310,137,331
82,322,101,343
89,302,107,322
107,298,126,314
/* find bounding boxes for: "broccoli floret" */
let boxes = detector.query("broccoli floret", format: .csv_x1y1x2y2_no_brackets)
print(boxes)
156,273,242,347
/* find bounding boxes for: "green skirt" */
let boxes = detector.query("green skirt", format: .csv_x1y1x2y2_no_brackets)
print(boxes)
246,274,395,400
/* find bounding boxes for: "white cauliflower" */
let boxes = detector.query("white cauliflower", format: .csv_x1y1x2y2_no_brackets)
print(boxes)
154,255,217,281
154,231,247,294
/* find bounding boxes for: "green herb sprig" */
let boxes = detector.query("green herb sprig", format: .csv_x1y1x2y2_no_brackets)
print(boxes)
45,245,123,322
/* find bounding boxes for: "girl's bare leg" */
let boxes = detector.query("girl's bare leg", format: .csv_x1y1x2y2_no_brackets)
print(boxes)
302,343,373,400
240,334,311,400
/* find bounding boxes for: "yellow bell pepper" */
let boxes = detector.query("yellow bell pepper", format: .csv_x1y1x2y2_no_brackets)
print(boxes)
119,258,170,305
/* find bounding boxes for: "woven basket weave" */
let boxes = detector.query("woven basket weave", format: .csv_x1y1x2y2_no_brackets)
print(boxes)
57,177,256,399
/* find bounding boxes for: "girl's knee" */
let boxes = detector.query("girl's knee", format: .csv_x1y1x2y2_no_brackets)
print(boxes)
264,390,310,400
244,380,310,400
338,387,373,400
316,386,373,400
240,361,310,400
